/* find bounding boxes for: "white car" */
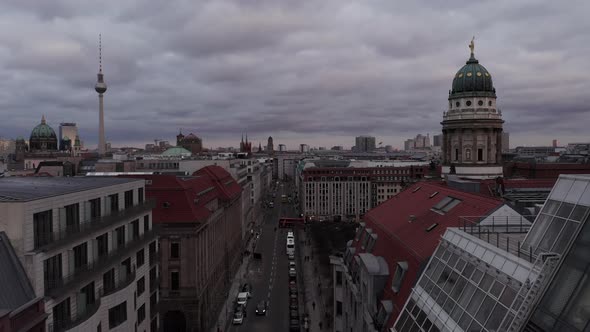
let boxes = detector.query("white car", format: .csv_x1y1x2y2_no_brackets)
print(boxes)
237,292,248,306
232,311,244,325
289,261,296,269
289,267,297,277
288,253,295,260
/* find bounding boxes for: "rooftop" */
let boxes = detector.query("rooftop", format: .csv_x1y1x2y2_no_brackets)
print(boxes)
0,177,143,202
0,232,36,310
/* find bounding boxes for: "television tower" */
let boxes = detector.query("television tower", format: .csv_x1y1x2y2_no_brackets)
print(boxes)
95,34,107,155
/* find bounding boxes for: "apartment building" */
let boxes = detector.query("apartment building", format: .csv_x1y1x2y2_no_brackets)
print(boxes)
126,165,243,332
0,177,159,332
330,181,532,331
393,174,590,332
299,161,428,221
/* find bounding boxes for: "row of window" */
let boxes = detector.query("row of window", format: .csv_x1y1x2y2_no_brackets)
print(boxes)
454,148,485,162
450,100,494,108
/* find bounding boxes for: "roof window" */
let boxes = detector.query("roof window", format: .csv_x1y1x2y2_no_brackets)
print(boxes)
431,196,462,214
412,186,422,193
429,192,439,198
425,223,439,232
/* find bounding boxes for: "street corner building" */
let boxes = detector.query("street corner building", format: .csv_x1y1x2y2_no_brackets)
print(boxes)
123,165,243,332
0,176,159,332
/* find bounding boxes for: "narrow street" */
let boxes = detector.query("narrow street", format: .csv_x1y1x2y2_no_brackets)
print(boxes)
227,182,301,332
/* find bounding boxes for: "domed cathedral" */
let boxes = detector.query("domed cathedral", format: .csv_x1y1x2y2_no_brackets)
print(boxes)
29,115,58,151
441,38,504,179
176,130,203,154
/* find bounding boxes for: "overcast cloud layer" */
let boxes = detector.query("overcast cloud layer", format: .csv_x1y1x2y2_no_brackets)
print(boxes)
0,0,589,149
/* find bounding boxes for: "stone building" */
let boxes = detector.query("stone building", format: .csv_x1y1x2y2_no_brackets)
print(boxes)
442,40,504,179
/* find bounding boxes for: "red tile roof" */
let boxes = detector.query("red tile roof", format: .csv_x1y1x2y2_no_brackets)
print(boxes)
123,166,241,224
362,181,503,260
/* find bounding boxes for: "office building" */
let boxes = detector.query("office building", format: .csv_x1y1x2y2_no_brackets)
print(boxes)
0,137,15,156
393,174,590,332
330,181,523,331
0,177,158,332
125,166,243,331
414,134,431,149
404,139,415,151
442,40,504,179
433,134,443,148
300,144,310,153
59,123,79,150
355,136,376,152
267,136,274,153
278,144,287,152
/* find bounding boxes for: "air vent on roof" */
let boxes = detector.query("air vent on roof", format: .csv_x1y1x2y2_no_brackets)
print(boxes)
145,180,152,185
429,192,439,198
412,186,421,193
408,215,416,223
162,202,171,208
425,223,439,232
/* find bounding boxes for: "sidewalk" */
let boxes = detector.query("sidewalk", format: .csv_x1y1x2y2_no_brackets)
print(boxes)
299,229,333,332
211,232,258,332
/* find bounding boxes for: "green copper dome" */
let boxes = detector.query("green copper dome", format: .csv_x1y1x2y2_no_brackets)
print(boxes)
162,146,192,157
29,115,58,151
450,54,495,98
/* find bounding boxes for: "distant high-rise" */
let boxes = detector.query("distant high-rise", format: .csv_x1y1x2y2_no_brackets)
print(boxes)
404,139,415,151
267,136,274,153
503,132,510,152
94,34,107,156
355,136,376,152
59,123,78,150
552,139,558,147
278,144,287,152
300,144,309,153
432,134,443,147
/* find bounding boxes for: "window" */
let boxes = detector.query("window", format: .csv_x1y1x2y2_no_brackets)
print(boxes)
103,269,116,293
488,100,492,106
53,297,71,331
116,226,126,248
466,149,472,161
34,210,53,248
170,242,180,259
137,249,145,267
44,254,62,291
65,203,80,231
137,304,146,324
466,100,472,106
108,301,127,329
336,301,343,316
478,100,484,106
97,233,109,258
432,196,462,213
391,261,408,293
170,271,179,290
131,219,140,240
456,101,460,107
137,277,145,296
478,148,484,161
90,198,101,219
143,215,150,232
336,271,343,286
109,193,119,212
455,148,459,161
138,188,144,204
80,282,96,306
125,190,134,208
73,242,88,269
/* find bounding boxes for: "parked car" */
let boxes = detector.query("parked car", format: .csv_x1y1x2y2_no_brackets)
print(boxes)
288,253,295,260
234,303,245,314
289,300,298,311
289,284,298,295
290,310,299,319
236,292,248,305
289,261,296,269
290,293,297,301
241,283,252,298
232,311,244,325
256,301,268,316
289,267,297,277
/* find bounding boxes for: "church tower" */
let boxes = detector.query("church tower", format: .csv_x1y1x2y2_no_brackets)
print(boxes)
442,38,504,179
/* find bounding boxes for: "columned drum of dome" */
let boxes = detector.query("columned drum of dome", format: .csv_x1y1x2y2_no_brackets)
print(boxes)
441,39,504,179
29,115,58,151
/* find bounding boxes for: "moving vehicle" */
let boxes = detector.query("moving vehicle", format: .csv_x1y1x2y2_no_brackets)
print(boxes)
256,301,268,316
279,217,305,229
287,231,294,240
232,311,244,325
268,201,274,208
236,292,248,306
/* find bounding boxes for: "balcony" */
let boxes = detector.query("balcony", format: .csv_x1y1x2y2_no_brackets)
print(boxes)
48,295,101,332
149,250,158,266
45,230,156,297
103,268,137,297
37,198,156,252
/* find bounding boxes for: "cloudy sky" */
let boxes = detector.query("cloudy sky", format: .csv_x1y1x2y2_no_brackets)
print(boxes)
0,0,589,150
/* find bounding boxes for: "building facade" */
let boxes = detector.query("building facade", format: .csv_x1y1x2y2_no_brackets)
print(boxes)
393,174,590,332
267,136,274,153
0,177,159,332
59,123,79,151
356,136,376,152
128,166,243,332
442,40,504,179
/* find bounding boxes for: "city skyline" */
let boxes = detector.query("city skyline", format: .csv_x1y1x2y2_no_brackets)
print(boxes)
0,1,589,149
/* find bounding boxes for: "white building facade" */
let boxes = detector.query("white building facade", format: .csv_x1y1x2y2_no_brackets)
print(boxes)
0,177,159,332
